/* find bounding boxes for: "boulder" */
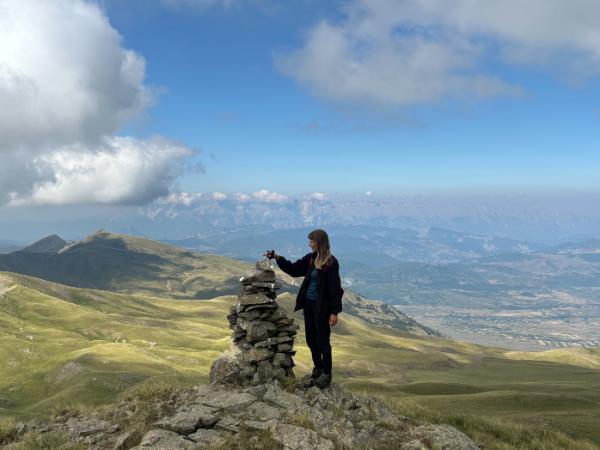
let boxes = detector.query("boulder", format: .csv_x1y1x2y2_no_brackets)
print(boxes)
154,404,219,434
408,424,480,450
269,422,335,450
132,429,194,449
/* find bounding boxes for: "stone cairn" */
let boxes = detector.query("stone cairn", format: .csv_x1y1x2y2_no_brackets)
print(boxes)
209,259,299,387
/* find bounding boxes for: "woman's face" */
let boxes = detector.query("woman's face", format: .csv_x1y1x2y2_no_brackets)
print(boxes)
309,239,317,252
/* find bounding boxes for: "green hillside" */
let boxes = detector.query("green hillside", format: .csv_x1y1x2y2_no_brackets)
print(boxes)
0,231,437,335
1,271,600,449
0,230,249,299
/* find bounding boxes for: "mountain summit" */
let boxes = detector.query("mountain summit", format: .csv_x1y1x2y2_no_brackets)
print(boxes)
7,377,480,449
20,234,68,254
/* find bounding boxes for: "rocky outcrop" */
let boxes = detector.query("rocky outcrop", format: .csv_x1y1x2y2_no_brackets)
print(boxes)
7,379,480,449
209,259,298,387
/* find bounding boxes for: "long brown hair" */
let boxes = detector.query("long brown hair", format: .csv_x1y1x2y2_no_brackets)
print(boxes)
308,229,332,270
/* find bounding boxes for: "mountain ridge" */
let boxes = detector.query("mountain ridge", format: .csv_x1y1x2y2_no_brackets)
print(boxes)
0,231,437,336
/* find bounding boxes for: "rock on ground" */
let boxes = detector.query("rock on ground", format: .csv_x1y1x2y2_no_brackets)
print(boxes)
5,378,481,450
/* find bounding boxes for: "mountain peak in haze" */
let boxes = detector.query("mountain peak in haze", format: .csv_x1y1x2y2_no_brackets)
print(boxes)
21,234,68,254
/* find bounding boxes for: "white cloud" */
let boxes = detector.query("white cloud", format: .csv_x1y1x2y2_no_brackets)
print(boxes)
232,192,251,202
0,0,194,206
0,0,150,148
161,191,205,206
211,192,228,200
276,0,600,107
252,189,288,203
309,192,327,201
7,137,192,206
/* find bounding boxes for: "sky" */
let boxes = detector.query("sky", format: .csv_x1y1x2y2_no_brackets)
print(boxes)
1,0,600,210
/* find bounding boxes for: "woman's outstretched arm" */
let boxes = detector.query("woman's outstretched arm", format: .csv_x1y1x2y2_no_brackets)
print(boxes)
275,253,310,277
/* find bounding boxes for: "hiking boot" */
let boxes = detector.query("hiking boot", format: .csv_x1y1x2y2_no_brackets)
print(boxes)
301,367,323,388
310,367,323,380
312,372,332,389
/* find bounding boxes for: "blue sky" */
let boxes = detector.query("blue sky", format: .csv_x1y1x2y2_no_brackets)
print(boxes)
2,0,600,211
102,0,600,196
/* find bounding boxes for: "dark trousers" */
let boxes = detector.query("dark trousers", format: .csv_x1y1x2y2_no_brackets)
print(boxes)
303,298,332,374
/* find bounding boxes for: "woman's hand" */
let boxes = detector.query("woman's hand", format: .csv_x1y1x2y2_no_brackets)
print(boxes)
263,250,278,259
329,313,338,327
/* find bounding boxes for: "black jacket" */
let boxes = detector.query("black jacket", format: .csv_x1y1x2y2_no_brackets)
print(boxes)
276,252,344,316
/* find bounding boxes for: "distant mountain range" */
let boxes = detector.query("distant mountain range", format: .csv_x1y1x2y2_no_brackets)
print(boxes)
2,192,600,245
346,240,600,305
161,224,549,267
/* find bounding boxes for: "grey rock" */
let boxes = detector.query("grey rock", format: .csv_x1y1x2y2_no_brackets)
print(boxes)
187,428,232,447
209,350,244,385
408,424,480,450
276,343,294,352
237,309,262,321
65,417,112,437
239,269,276,285
239,292,274,306
245,401,282,421
154,404,219,434
263,383,304,410
243,384,267,399
213,415,241,433
268,308,288,321
252,360,277,384
255,259,274,271
254,336,294,348
272,352,293,367
199,390,257,411
274,318,294,327
244,347,274,363
245,321,277,342
241,303,279,313
232,331,246,341
277,324,300,333
236,318,250,330
251,281,282,290
243,418,279,431
132,429,194,449
259,310,277,319
269,422,335,450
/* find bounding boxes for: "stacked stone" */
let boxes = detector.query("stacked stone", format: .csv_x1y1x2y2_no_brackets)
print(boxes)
224,259,298,386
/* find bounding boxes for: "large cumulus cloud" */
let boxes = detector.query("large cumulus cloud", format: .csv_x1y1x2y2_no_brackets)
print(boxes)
276,0,600,107
0,0,194,206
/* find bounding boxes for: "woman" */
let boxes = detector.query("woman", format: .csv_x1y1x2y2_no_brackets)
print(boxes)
263,229,344,389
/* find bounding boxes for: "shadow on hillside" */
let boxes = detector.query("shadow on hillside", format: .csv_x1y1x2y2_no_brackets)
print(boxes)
0,236,174,291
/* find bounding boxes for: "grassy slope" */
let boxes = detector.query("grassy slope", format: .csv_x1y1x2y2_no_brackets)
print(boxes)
0,230,438,335
1,272,600,448
0,231,249,299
